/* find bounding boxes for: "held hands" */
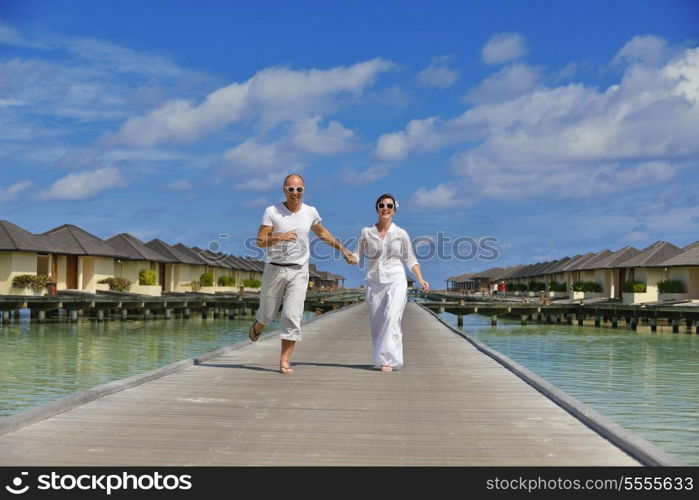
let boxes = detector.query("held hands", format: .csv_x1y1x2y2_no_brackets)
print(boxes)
343,250,359,265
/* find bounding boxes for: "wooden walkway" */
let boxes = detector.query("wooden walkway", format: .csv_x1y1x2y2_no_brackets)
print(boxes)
0,302,643,466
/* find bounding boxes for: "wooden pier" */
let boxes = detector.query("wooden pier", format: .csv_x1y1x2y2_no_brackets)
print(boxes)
0,289,365,323
0,301,680,466
423,293,699,334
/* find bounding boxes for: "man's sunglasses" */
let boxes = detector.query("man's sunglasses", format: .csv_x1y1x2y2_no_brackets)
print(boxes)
285,186,304,193
377,203,394,209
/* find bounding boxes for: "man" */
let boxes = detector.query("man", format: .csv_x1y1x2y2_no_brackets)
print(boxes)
249,174,356,374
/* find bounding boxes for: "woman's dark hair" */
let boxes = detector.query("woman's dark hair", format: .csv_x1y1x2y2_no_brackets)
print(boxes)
375,193,398,212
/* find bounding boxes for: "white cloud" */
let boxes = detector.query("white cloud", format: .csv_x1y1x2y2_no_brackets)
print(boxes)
66,37,184,78
612,35,671,67
114,58,394,147
380,38,699,208
340,163,395,184
409,183,466,210
465,64,542,104
0,180,33,202
417,56,458,88
289,116,357,155
482,33,528,65
38,167,127,200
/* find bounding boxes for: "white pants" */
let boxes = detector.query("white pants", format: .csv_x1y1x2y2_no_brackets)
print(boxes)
257,263,309,341
367,279,407,370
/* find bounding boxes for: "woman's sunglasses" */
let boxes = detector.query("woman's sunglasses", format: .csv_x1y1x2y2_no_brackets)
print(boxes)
377,203,394,209
285,186,304,193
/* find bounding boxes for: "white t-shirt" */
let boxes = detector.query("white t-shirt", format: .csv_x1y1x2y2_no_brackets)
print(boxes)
356,223,418,284
261,202,322,265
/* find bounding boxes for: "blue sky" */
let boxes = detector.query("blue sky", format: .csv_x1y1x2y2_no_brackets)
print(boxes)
1,0,698,286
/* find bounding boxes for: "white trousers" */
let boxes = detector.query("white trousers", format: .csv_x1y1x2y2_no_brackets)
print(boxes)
366,279,407,370
257,263,309,341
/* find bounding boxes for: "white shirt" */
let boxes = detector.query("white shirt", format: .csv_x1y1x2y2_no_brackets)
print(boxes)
357,223,419,284
261,202,321,265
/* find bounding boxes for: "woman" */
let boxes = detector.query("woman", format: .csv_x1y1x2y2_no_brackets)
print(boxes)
354,194,429,372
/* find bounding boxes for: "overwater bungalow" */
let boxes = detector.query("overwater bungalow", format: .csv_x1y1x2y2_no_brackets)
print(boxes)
42,224,130,294
145,239,207,292
0,220,57,295
308,264,345,289
104,233,174,296
614,241,683,304
653,245,699,302
575,246,640,299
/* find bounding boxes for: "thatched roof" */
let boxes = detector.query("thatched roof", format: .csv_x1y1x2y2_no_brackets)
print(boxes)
190,246,231,268
616,241,683,268
509,263,541,279
548,254,582,273
0,220,54,253
583,246,640,269
576,249,613,271
683,240,699,251
172,244,209,265
657,244,699,267
145,239,205,265
104,233,173,262
42,224,128,258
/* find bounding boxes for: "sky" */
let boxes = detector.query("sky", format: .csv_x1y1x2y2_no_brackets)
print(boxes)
1,0,698,287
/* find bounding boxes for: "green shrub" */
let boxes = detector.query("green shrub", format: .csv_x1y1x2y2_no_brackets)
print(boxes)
199,272,214,287
243,278,261,288
623,280,646,293
528,281,546,292
218,275,235,286
510,283,527,292
571,281,603,293
12,274,50,292
657,279,685,294
549,281,567,292
98,277,131,292
139,269,157,286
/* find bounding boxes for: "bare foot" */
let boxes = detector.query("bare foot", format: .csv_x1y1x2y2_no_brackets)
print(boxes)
280,362,294,374
380,366,393,372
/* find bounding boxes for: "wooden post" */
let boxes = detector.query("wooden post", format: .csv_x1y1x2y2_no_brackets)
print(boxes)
144,309,151,320
457,315,464,327
70,310,78,323
183,308,190,319
672,319,679,333
491,315,497,326
611,317,618,328
630,317,637,331
165,309,172,320
650,318,657,332
97,310,104,322
2,311,8,321
577,314,584,326
38,310,46,323
686,319,693,333
594,315,601,327
566,313,573,326
520,315,527,325
121,309,128,321
202,308,209,319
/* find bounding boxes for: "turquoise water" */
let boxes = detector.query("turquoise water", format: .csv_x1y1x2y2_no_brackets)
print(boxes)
0,311,314,418
439,312,699,466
